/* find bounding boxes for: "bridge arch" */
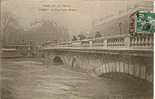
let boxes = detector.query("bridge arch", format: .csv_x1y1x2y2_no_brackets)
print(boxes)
53,56,64,65
42,49,153,82
94,63,151,81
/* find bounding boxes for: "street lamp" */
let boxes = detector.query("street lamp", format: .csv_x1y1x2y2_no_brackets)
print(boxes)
118,22,122,35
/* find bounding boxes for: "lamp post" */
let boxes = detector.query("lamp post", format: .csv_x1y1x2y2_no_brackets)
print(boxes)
119,22,122,35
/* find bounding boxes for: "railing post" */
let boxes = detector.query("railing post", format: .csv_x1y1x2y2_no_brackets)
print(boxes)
104,39,107,48
89,40,93,47
124,35,130,48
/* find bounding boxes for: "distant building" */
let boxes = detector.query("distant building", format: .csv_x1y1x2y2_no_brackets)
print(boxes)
92,1,153,37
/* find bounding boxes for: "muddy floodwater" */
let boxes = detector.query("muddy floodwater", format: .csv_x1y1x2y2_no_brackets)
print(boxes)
1,58,153,99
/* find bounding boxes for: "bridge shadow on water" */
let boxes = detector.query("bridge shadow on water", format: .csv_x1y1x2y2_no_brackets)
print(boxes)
99,72,151,82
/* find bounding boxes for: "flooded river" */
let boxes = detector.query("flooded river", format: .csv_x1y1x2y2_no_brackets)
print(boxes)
1,58,153,99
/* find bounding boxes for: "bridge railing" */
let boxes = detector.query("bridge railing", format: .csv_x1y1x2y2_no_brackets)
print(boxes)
106,35,126,48
106,33,153,49
130,34,153,48
55,33,153,49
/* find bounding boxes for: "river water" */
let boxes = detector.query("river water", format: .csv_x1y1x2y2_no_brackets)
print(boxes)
1,58,153,99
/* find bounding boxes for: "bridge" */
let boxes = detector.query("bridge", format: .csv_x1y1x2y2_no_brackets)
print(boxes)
41,33,153,83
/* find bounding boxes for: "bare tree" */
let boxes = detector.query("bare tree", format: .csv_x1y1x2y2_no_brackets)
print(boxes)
27,19,70,43
0,11,19,46
78,34,86,40
72,35,77,41
95,31,102,38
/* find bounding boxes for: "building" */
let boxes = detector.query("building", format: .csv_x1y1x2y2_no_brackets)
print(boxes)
92,1,153,37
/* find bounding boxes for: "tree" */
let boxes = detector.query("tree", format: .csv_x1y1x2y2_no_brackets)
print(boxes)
78,34,86,40
95,31,102,38
0,11,19,46
72,35,77,41
27,19,70,43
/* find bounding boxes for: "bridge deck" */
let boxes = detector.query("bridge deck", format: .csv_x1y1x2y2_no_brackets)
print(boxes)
42,46,153,57
43,46,153,51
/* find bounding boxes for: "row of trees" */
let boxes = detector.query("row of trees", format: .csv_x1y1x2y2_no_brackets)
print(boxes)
0,11,22,47
0,11,70,47
0,11,102,47
26,20,70,43
72,31,102,41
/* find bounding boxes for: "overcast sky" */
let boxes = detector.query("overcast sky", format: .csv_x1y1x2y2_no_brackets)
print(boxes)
1,0,153,34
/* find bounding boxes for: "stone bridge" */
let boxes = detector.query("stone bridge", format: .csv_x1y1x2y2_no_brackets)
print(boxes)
41,34,153,82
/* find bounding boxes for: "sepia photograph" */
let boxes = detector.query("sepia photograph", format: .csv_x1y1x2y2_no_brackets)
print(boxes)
0,0,154,99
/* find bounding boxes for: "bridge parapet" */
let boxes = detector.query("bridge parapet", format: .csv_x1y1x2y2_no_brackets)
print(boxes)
44,34,153,51
130,34,153,48
106,33,153,49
